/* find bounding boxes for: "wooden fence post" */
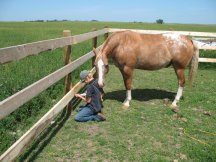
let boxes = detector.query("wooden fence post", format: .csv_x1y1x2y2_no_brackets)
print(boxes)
63,30,72,115
104,26,109,41
92,28,97,78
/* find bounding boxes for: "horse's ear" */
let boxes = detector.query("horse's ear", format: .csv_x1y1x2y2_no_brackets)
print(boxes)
93,47,97,56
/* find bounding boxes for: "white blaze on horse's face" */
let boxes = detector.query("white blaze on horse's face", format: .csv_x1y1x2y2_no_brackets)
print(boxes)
97,59,105,87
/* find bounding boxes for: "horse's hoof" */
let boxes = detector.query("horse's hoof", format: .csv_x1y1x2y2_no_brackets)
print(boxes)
122,104,129,110
170,103,177,108
170,104,179,113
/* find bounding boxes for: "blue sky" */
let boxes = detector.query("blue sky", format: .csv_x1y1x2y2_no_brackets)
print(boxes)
0,0,216,24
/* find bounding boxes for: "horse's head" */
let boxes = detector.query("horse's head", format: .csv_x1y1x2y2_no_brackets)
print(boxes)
93,48,109,87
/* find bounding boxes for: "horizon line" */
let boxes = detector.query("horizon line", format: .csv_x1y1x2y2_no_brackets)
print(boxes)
0,20,216,25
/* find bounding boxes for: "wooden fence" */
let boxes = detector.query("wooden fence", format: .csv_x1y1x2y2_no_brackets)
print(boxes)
0,27,109,162
0,27,216,162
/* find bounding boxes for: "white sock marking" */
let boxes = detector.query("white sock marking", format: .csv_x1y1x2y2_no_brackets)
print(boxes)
172,86,184,106
123,90,132,107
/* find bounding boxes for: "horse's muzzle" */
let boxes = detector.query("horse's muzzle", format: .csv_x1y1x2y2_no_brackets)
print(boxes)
98,81,104,88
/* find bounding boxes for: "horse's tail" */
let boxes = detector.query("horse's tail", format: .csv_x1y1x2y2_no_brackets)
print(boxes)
189,40,199,88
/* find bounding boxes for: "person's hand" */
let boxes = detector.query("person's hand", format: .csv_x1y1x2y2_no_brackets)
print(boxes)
75,93,86,102
75,94,81,98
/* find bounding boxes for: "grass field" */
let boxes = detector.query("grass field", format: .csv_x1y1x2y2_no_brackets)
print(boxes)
0,21,216,161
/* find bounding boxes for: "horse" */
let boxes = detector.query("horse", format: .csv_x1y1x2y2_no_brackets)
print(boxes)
93,31,199,108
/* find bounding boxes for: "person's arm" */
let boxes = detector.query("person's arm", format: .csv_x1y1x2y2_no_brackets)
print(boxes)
75,94,86,102
75,94,91,103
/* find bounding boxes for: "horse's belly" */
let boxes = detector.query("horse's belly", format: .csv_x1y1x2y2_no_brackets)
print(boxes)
135,59,171,70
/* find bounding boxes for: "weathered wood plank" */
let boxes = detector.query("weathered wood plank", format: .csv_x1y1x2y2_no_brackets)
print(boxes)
199,58,216,63
108,28,216,37
0,68,96,162
72,28,108,44
0,37,73,64
0,29,108,64
194,40,216,50
198,45,216,50
193,37,216,41
0,46,101,120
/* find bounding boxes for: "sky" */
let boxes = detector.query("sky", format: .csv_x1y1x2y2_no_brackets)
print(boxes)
0,0,216,24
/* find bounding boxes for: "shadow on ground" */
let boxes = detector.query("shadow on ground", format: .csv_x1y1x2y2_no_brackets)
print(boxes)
105,88,176,102
18,97,81,162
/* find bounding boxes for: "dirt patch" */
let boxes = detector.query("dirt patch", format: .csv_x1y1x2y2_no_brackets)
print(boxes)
80,124,107,136
153,141,163,148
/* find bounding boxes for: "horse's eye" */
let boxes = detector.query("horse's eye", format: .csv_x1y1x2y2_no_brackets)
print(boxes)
104,65,109,73
104,65,109,69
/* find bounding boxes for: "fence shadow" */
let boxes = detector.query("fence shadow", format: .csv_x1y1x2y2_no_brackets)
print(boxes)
18,97,81,162
105,88,175,102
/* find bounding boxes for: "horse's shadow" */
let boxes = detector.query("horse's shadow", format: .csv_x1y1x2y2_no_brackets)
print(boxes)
105,88,175,102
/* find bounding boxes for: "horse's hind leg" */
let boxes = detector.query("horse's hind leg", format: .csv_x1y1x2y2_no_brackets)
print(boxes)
119,66,133,107
172,68,185,107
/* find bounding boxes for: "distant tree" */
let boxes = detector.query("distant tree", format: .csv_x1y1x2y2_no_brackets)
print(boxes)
156,19,164,24
91,20,99,22
35,20,44,22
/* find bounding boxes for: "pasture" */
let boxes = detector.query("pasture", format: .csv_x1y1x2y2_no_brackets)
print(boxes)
0,21,216,161
30,66,216,162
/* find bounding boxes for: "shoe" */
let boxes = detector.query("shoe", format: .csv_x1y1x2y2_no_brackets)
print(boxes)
97,112,106,121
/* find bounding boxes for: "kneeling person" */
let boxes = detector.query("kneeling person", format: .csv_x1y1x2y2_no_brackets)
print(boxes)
74,70,105,122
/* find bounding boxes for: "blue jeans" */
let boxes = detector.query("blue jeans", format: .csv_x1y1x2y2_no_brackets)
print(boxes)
74,106,102,122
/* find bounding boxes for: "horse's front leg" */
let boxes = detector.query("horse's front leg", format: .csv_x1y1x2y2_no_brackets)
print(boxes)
123,90,132,107
120,66,133,107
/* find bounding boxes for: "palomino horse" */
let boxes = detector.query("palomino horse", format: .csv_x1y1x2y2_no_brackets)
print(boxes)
93,31,199,108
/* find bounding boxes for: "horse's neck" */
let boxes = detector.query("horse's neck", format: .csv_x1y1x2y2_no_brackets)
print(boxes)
102,53,109,65
101,37,118,65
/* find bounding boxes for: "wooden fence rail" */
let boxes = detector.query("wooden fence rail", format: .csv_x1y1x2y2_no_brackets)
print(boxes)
0,28,108,64
199,58,216,63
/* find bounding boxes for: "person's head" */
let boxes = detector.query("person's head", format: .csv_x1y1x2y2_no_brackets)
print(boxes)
80,70,93,84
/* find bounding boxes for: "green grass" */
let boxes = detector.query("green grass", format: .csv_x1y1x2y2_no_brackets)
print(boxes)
1,21,216,48
0,21,216,161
